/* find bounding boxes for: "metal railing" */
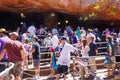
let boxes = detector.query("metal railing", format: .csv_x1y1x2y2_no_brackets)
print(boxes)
0,62,14,80
73,58,103,80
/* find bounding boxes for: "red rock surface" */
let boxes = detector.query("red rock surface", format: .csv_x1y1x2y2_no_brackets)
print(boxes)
0,0,119,20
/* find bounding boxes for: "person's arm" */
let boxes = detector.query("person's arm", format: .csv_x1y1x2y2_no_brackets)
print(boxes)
94,44,98,55
0,49,6,60
30,43,36,53
20,49,27,61
95,49,98,55
30,48,35,53
109,45,112,56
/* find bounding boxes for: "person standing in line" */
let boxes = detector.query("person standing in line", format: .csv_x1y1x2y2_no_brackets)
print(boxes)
0,39,26,80
52,32,59,51
56,36,78,80
112,33,120,67
0,28,9,62
21,30,30,44
87,34,98,73
106,35,115,77
75,26,81,39
31,36,40,79
9,32,18,40
80,38,90,77
23,38,31,69
27,23,36,37
44,33,53,58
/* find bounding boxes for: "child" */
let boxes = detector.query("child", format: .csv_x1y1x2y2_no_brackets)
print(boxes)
49,47,57,77
23,38,31,69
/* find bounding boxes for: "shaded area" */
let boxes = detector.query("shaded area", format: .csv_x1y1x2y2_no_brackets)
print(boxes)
0,12,120,32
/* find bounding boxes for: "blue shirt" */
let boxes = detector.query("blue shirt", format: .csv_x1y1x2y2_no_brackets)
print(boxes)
88,42,97,56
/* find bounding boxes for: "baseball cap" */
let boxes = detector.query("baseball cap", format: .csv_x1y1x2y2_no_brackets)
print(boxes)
9,32,18,36
60,36,67,40
0,28,7,33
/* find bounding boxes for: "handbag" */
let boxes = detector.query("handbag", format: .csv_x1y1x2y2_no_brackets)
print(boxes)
51,53,58,70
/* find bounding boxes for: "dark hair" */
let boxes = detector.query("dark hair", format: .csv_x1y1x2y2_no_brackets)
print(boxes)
82,39,88,48
106,35,112,42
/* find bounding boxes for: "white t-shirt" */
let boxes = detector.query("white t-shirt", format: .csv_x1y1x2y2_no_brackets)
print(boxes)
57,42,77,67
52,35,59,48
28,26,36,36
22,33,29,44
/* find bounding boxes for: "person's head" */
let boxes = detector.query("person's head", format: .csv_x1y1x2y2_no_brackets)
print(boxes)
47,33,52,37
88,29,93,33
81,27,84,30
26,30,30,36
32,36,38,42
87,34,94,43
0,28,7,37
9,32,18,40
82,38,88,48
24,38,30,43
73,31,77,35
60,36,67,44
64,31,68,36
106,35,112,42
77,27,80,30
77,38,82,44
112,33,117,39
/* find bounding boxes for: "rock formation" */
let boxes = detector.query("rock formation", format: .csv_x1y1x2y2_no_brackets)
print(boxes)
0,0,120,20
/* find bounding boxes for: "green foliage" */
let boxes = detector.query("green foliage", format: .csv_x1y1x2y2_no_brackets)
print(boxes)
110,4,117,15
118,0,120,3
84,17,88,21
89,12,95,17
111,9,117,15
94,4,100,10
99,0,104,2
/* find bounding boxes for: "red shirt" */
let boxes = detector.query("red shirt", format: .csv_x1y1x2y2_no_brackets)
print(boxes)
4,40,23,63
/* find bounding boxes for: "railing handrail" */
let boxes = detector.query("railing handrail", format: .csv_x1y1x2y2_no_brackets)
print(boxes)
0,62,14,77
74,58,103,80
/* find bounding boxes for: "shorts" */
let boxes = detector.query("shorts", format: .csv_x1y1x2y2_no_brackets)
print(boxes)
33,59,40,66
10,61,23,77
57,64,68,74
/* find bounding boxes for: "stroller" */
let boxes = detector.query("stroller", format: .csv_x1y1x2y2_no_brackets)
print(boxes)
0,62,14,80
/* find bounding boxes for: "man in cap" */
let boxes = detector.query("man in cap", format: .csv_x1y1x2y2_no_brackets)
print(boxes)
0,36,26,80
9,32,19,40
0,28,9,62
56,36,78,80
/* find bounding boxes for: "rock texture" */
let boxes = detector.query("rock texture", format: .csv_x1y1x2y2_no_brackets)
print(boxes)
0,0,120,20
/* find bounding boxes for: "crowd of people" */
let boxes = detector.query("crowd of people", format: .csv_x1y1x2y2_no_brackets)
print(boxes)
0,23,120,80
